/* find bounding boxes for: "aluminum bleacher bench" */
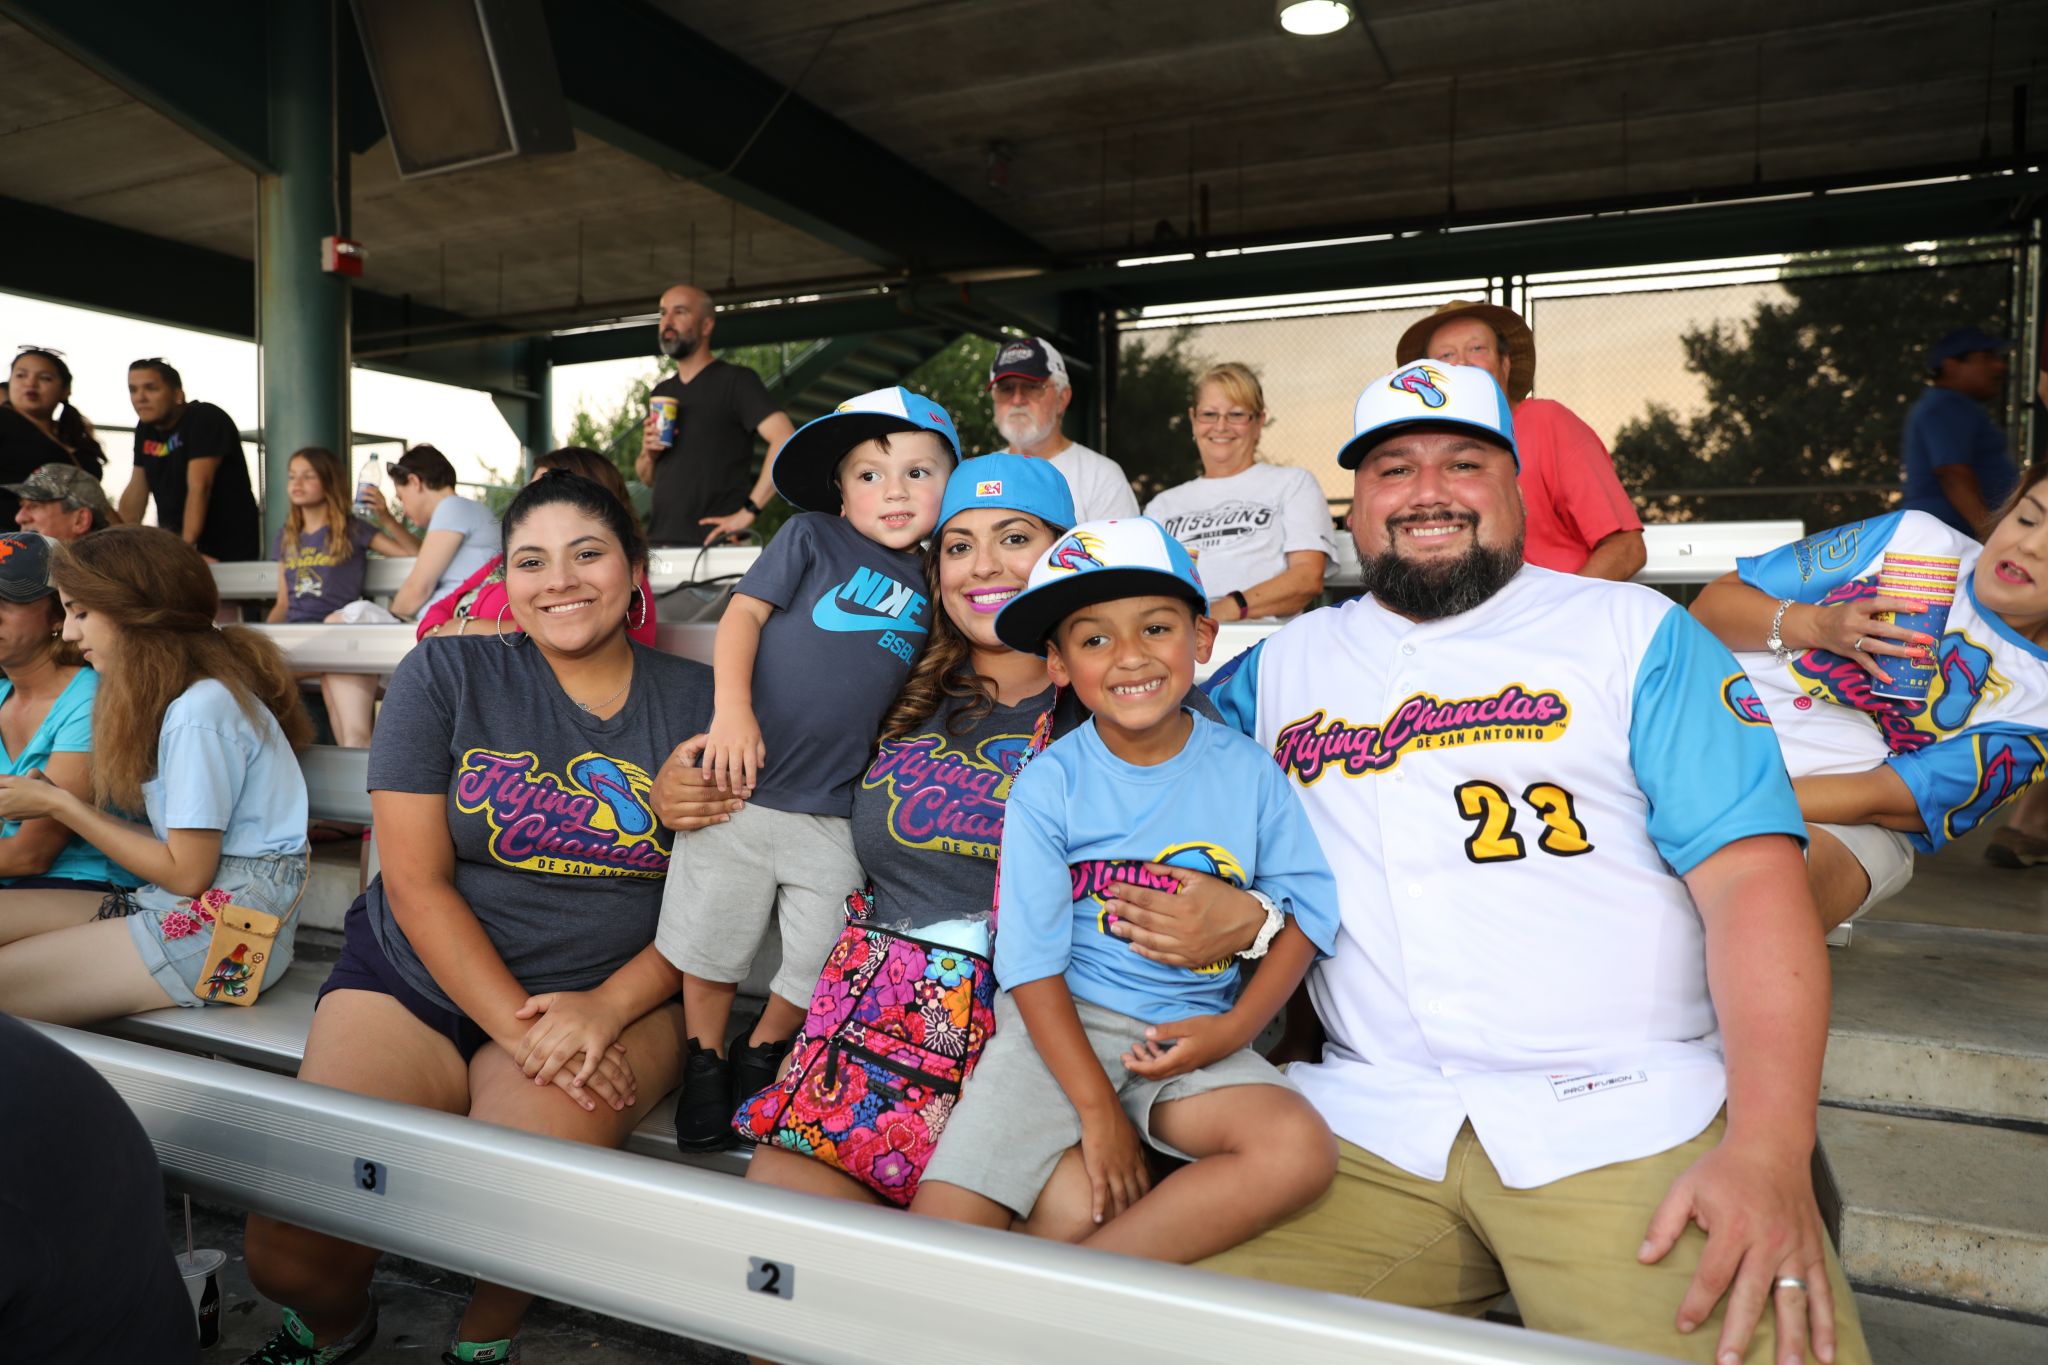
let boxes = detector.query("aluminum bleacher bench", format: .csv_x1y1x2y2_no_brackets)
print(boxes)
43,1023,1641,1364
212,545,763,604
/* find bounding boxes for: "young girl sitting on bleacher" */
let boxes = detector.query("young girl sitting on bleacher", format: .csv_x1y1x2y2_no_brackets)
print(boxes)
266,444,416,749
0,526,313,1023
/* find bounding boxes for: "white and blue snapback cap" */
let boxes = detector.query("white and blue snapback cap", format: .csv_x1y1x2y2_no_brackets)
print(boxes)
1336,362,1519,471
771,385,962,513
994,516,1207,655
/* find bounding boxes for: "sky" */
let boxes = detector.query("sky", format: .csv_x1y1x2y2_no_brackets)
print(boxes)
6,263,1785,521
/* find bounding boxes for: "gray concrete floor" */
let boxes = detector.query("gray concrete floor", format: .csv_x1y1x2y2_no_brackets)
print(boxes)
170,1200,742,1364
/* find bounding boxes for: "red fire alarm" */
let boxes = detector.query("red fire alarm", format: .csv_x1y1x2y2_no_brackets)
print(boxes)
320,236,367,277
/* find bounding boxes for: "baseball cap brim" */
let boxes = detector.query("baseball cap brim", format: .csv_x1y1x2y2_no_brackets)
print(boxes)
987,367,1054,386
993,567,1205,656
1336,417,1517,471
770,413,956,514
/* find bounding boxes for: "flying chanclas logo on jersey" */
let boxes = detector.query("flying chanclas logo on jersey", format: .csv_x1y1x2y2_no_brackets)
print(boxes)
1046,530,1108,573
1388,363,1449,409
811,566,929,636
1786,581,2008,755
861,731,1032,859
1071,841,1245,974
1721,674,1772,726
456,749,669,877
1273,684,1570,783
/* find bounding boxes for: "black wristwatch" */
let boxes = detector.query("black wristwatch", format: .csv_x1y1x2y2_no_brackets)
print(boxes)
742,498,762,516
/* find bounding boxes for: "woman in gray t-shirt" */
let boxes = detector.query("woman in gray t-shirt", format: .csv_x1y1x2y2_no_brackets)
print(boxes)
242,472,707,1365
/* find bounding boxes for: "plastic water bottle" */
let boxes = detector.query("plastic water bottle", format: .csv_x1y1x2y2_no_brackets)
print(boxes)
353,458,381,519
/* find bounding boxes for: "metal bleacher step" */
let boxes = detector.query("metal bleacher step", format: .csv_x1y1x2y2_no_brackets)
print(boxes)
1816,1106,2048,1318
1822,921,2048,1124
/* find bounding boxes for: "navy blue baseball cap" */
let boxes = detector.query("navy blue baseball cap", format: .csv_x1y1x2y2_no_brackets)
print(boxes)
995,517,1207,655
938,453,1076,533
1926,327,2009,373
0,532,55,604
770,386,962,513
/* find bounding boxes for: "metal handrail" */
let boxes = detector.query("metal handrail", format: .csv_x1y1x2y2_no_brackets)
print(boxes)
43,1026,1657,1365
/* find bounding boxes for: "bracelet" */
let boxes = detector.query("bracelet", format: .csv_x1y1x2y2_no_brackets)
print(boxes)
742,497,762,516
1229,590,1250,618
1238,888,1286,960
1766,598,1796,664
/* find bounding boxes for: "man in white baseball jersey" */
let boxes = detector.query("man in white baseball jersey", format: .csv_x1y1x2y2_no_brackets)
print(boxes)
987,337,1141,523
1196,362,1869,1364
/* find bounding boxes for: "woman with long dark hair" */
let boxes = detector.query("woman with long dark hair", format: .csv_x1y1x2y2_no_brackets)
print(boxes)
0,527,311,1022
0,348,106,524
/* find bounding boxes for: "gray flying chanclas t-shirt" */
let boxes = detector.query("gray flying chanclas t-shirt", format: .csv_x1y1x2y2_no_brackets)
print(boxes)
364,637,714,1013
738,512,929,818
852,687,1055,930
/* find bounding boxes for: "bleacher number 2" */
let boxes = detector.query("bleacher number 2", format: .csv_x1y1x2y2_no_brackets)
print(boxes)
748,1257,793,1300
1454,781,1594,864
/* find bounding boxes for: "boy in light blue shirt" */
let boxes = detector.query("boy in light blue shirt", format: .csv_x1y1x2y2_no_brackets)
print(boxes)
914,517,1341,1264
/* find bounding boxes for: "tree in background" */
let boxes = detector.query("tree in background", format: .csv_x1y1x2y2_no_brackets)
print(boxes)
1109,328,1210,505
1610,254,2014,531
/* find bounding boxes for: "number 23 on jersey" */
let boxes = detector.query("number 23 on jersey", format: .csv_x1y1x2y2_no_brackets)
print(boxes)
1454,780,1595,864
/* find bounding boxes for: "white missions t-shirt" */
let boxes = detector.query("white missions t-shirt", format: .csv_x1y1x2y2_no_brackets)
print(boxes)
1145,462,1336,599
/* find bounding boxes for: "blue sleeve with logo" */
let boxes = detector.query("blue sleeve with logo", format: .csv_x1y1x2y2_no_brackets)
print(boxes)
1252,753,1340,957
1736,513,1903,602
1887,727,2048,854
993,750,1077,992
734,514,818,612
1201,640,1264,737
1629,607,1806,874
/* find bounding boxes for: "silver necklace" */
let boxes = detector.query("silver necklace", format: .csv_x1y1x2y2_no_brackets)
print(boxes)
571,664,632,714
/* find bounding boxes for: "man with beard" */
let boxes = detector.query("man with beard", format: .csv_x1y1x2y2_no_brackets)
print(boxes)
1192,361,1869,1364
988,337,1139,523
637,285,798,545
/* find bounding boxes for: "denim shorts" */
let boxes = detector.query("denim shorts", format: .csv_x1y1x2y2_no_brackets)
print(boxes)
110,851,311,1008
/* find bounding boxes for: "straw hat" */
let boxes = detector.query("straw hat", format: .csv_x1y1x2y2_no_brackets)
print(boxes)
1395,300,1536,404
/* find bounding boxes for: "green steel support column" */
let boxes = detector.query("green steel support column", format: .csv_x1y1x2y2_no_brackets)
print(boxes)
257,0,349,540
525,339,554,474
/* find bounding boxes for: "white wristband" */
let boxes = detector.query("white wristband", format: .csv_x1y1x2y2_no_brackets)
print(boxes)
1238,888,1286,960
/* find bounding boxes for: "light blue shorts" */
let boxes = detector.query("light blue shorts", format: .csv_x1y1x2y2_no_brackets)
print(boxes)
113,851,311,1008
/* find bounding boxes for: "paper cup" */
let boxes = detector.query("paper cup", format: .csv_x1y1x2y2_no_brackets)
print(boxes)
176,1247,225,1347
1871,552,1960,702
650,396,679,448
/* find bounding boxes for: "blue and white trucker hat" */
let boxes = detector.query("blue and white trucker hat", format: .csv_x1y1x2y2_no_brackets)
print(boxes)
937,453,1076,533
771,385,962,513
1336,362,1519,471
995,516,1206,655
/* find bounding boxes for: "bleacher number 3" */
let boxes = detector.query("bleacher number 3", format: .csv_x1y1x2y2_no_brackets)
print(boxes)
1454,781,1594,863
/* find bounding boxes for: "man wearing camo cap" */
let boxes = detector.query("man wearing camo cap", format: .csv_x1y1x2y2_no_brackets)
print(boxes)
5,463,117,542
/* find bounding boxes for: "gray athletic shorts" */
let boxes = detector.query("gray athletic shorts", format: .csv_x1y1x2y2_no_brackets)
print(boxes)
655,803,862,1006
1810,820,1915,920
921,990,1294,1217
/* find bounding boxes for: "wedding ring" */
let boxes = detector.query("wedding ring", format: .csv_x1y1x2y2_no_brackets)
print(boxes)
1851,635,1866,652
1774,1276,1808,1293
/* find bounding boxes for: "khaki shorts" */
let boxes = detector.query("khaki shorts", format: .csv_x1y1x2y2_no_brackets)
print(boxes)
1203,1114,1871,1365
922,991,1294,1217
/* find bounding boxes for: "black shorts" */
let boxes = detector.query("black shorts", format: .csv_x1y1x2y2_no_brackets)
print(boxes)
5,875,123,892
317,897,492,1063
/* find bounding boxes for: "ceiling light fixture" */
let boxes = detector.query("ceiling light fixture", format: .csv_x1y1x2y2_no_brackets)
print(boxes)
1276,1,1354,36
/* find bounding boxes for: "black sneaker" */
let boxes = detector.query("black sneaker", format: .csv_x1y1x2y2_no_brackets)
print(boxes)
730,1034,794,1134
674,1039,734,1152
239,1303,377,1365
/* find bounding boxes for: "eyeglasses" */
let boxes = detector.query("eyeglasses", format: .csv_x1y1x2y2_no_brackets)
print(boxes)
1193,409,1258,427
384,462,412,483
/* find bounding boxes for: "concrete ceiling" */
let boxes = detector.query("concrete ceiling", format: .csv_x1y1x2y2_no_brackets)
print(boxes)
0,0,2041,369
674,0,2048,254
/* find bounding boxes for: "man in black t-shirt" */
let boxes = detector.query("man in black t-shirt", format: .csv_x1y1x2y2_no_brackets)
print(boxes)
0,1014,198,1361
119,358,262,561
636,284,797,545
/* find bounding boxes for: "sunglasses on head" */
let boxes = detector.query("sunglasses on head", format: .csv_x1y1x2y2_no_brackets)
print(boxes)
384,463,413,483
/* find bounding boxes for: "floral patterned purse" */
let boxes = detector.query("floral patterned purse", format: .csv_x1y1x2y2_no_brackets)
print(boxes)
732,885,998,1206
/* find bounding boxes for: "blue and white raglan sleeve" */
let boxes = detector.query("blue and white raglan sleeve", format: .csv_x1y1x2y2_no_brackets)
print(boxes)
993,751,1080,992
1887,727,2048,854
1736,513,1902,602
1201,639,1264,738
1628,607,1806,874
1249,746,1340,957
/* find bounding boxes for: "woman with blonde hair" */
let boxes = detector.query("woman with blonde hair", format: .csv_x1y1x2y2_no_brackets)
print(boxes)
268,445,418,748
0,526,312,1024
1143,361,1334,620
